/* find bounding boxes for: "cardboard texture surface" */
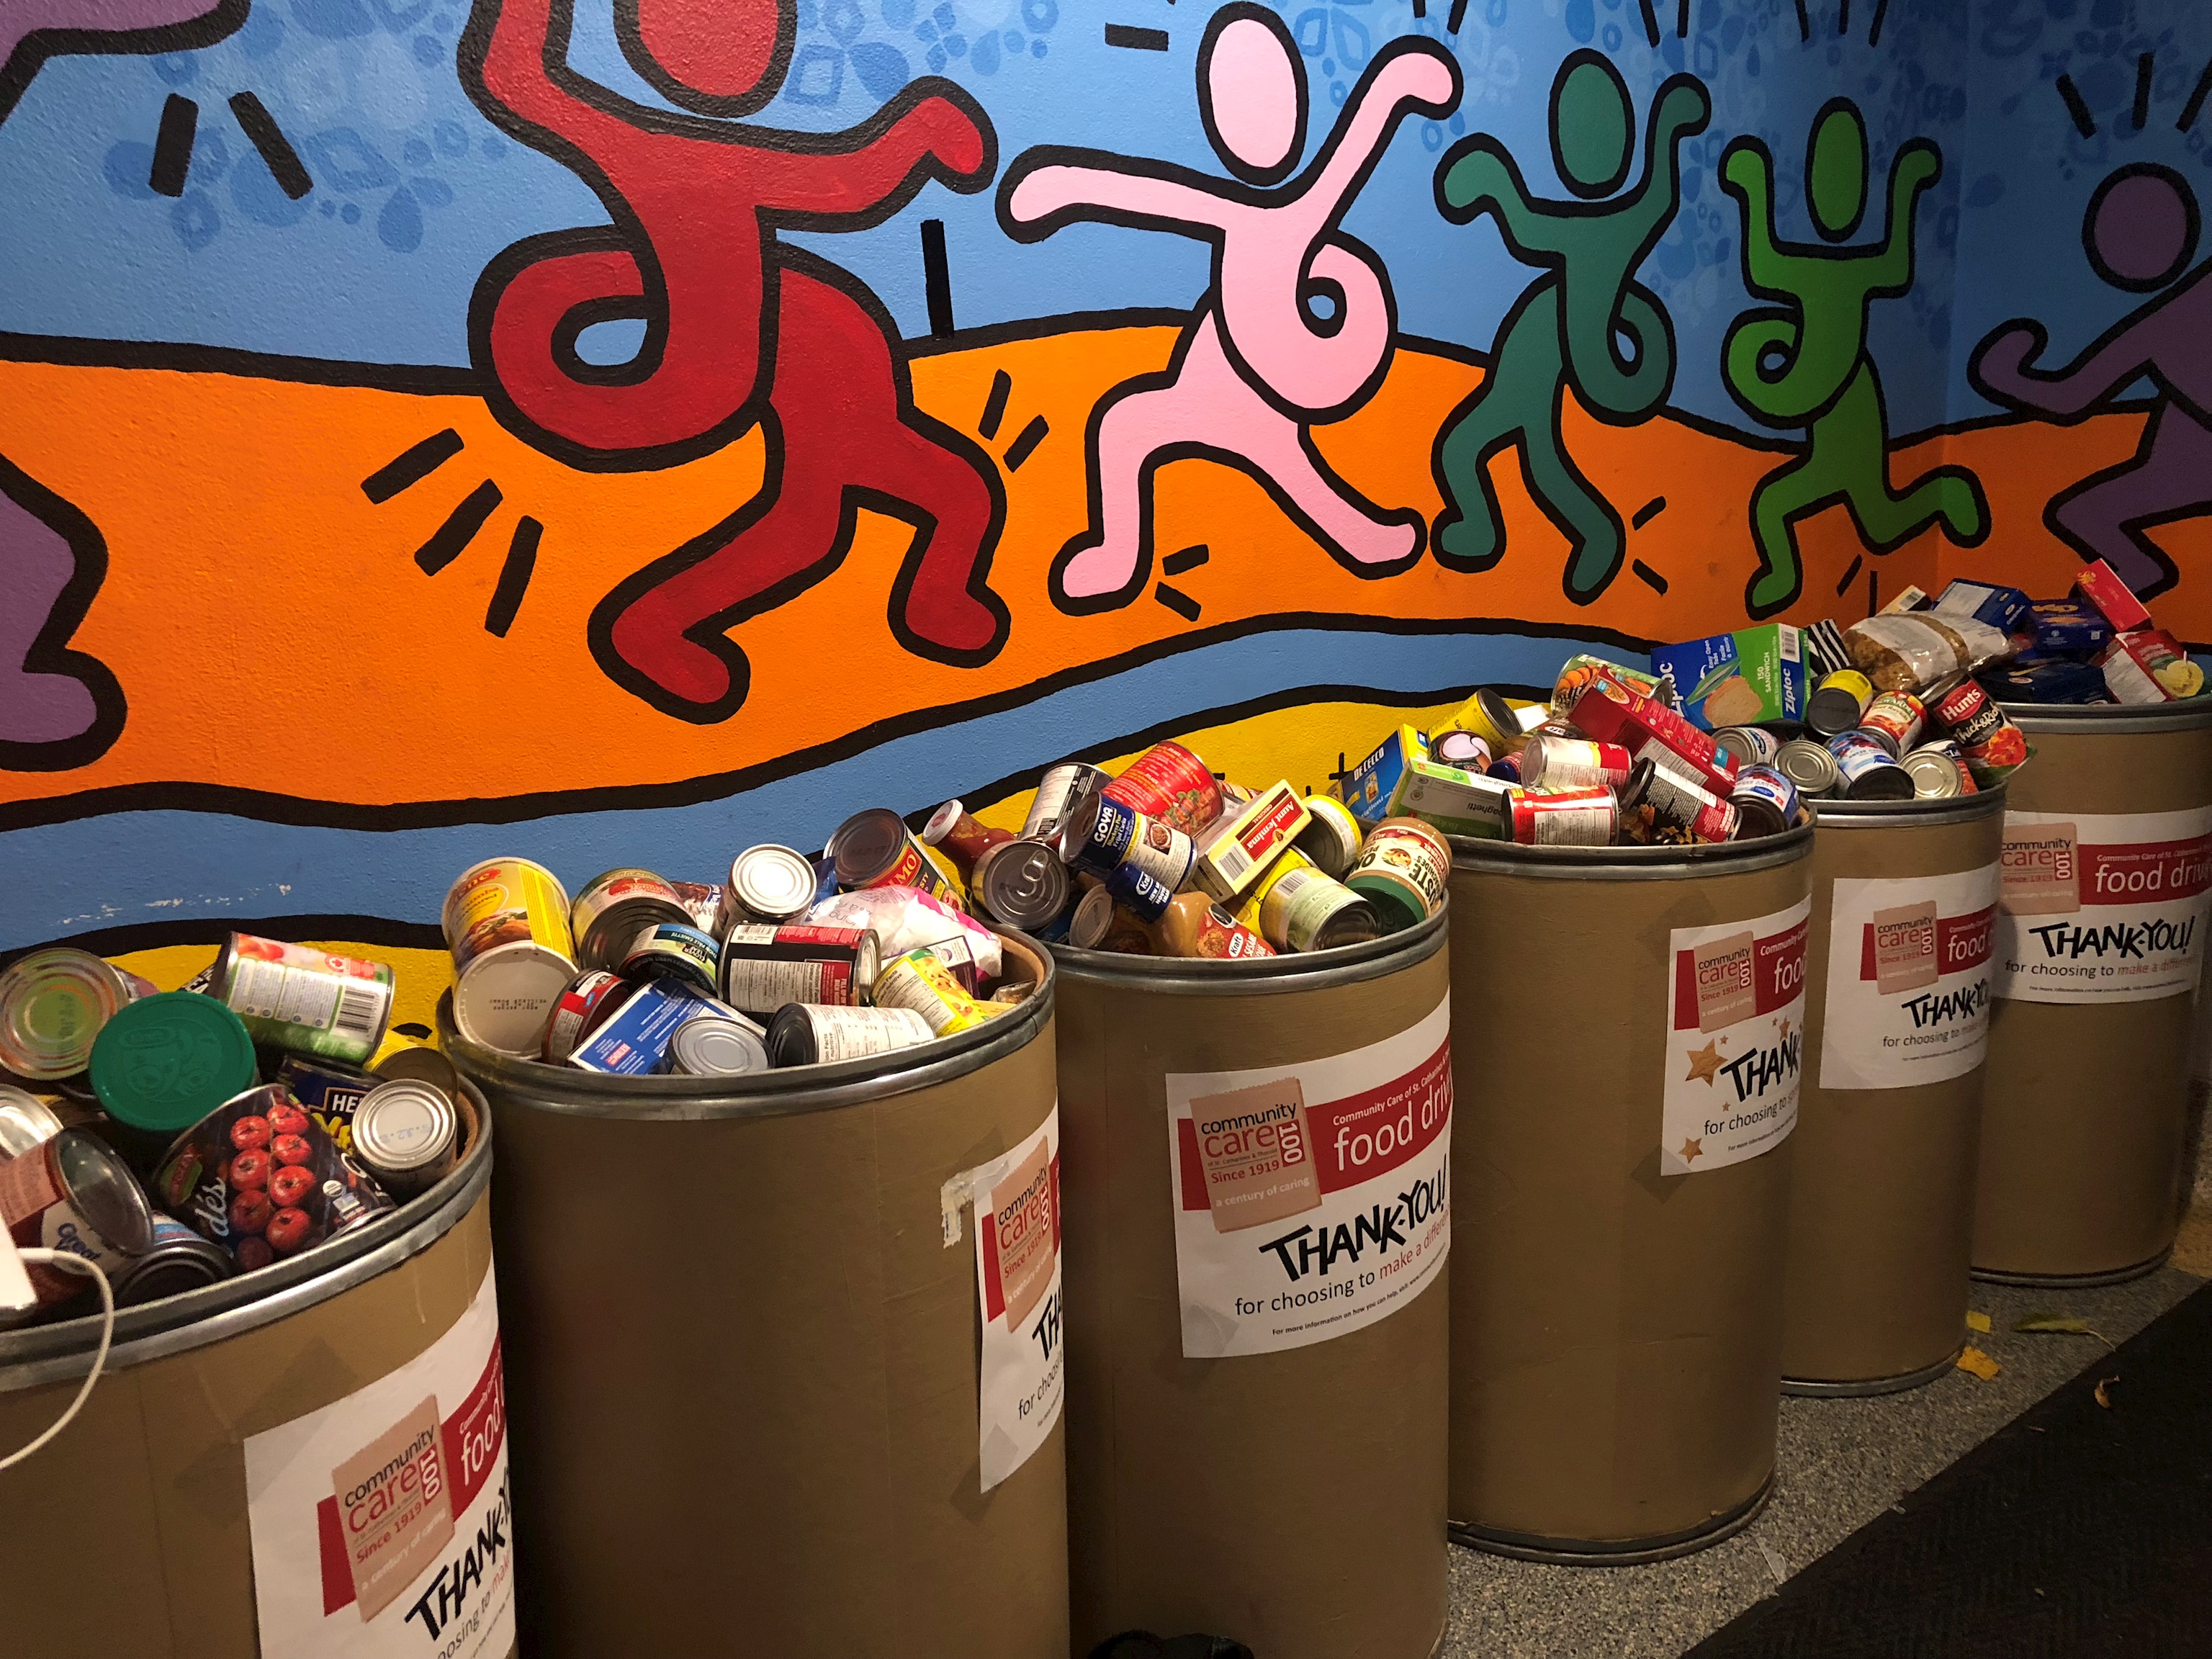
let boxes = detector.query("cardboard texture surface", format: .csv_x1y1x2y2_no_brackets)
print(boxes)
1785,806,2002,1385
1974,719,2212,1278
481,998,1068,1659
0,1192,499,1659
1056,943,1451,1659
1446,850,1808,1548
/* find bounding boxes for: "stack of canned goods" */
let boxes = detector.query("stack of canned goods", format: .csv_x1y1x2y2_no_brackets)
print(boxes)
443,840,1033,1074
0,930,468,1327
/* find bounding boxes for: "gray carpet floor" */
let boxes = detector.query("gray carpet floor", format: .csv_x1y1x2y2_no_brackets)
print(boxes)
1440,1263,2207,1659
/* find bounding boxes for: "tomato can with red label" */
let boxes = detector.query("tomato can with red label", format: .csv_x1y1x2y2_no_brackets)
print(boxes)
828,809,962,907
0,1128,155,1316
543,968,625,1063
1510,786,1617,846
1857,691,1926,758
1518,734,1633,791
1101,740,1221,837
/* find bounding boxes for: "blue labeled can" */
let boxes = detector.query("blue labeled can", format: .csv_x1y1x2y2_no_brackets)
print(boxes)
1104,855,1177,922
617,922,721,995
1729,764,1804,837
1825,731,1915,801
1064,793,1196,891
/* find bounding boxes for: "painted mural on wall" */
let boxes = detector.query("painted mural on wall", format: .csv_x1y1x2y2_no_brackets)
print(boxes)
1,0,2208,950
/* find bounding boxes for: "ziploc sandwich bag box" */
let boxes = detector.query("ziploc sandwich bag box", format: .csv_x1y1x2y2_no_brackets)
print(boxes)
1649,624,1805,732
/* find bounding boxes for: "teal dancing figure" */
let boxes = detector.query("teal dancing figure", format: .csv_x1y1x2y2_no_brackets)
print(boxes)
1430,51,1709,603
1721,100,1986,619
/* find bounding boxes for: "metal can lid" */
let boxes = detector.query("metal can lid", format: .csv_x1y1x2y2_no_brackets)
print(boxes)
976,837,1073,930
828,808,910,888
354,1079,458,1174
1774,739,1840,796
1845,761,1918,801
670,1016,770,1077
1902,750,1963,798
0,948,135,1080
453,941,576,1057
46,1128,157,1254
1067,884,1118,948
0,1087,66,1159
372,1043,462,1097
86,992,258,1134
731,844,819,922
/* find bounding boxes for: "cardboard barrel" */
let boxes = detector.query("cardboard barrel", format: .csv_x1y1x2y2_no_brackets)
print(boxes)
1447,829,1813,1561
1,1094,503,1659
1974,699,2212,1285
445,933,1066,1659
1053,907,1451,1659
1782,791,2005,1394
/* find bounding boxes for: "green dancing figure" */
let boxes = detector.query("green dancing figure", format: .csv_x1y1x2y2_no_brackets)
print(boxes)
1721,99,1986,619
1431,50,1709,602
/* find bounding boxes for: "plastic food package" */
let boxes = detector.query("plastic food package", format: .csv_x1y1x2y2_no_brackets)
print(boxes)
1843,614,2009,693
807,884,1004,979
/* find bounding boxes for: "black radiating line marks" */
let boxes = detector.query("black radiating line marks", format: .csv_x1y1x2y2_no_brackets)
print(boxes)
920,218,954,338
1631,559,1668,595
1446,0,1468,33
1154,583,1201,621
1411,0,1424,15
1794,0,1810,43
230,91,311,198
2134,53,2155,131
2182,58,2212,132
1836,553,1863,596
1161,544,1209,577
1866,567,1879,618
979,369,1012,441
1631,495,1666,530
361,429,464,503
2056,73,2097,139
1003,415,1048,471
413,481,503,575
1868,0,1889,46
1676,0,1690,39
1637,0,1659,46
149,95,196,198
1105,24,1168,50
485,517,541,637
1837,0,1849,38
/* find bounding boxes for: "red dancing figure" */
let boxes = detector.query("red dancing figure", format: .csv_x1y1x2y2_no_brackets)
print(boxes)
462,0,1007,720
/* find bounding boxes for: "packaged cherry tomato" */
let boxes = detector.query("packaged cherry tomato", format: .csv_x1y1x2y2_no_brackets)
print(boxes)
151,1082,395,1272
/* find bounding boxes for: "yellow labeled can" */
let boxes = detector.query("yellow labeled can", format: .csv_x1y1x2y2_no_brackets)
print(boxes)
442,858,578,1058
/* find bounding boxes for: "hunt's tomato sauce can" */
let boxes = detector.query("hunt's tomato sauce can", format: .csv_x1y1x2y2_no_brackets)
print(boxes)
1102,740,1221,837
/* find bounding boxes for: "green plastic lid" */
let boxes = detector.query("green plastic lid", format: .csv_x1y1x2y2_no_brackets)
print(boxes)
88,992,259,1135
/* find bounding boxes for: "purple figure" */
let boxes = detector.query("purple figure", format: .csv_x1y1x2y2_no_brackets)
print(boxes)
0,0,236,763
1970,162,2212,598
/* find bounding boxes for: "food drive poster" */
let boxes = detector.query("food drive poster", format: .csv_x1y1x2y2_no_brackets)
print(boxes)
243,1267,513,1659
1663,900,1809,1177
1819,868,1997,1092
1165,997,1450,1359
1997,809,2212,1004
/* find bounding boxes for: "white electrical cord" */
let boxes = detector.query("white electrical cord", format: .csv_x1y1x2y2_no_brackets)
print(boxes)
0,1251,115,1472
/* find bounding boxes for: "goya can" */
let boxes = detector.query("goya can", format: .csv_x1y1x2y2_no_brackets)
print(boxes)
114,1211,235,1306
153,1083,394,1272
972,837,1074,938
1510,786,1617,846
1729,765,1802,838
1712,725,1781,767
1517,734,1632,791
721,845,819,930
444,857,577,1058
765,1004,935,1066
1022,763,1112,842
1774,737,1840,799
1064,793,1197,891
872,948,999,1036
1622,760,1738,843
0,1128,155,1314
1858,691,1926,757
1807,669,1875,739
1826,731,1915,800
1101,740,1221,837
828,808,963,907
0,948,156,1081
350,1079,460,1197
719,924,881,1015
571,868,693,971
1346,818,1450,932
921,801,1015,881
543,968,624,1063
1294,794,1364,879
1102,856,1177,923
619,921,721,995
209,932,395,1065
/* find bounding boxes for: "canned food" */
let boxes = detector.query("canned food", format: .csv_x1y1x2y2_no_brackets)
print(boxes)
1293,795,1364,879
1022,763,1112,842
444,857,578,1058
670,880,725,932
1100,740,1222,837
351,1079,459,1196
567,979,752,1074
1729,765,1802,838
828,808,962,907
1858,691,1926,757
1518,734,1633,791
274,1053,379,1154
1773,737,1841,799
920,801,1015,880
1511,786,1618,846
1901,748,1963,799
1064,793,1197,892
1442,687,1525,753
971,837,1074,938
370,1041,464,1100
1931,679,2031,785
1067,884,1152,954
1806,669,1875,738
1430,730,1493,771
571,868,693,971
0,1085,66,1158
0,1128,154,1312
1914,738,1979,793
765,1004,935,1067
0,948,156,1081
873,948,1000,1036
1236,853,1380,952
1102,855,1177,923
619,921,722,995
542,968,624,1063
721,844,820,930
114,1211,235,1305
719,924,881,1015
1712,726,1782,766
1486,752,1522,783
1192,780,1312,902
1139,892,1276,958
1346,818,1450,932
207,933,395,1066
665,1015,770,1079
1826,731,1916,800
1622,760,1738,843
86,991,260,1137
153,1084,394,1272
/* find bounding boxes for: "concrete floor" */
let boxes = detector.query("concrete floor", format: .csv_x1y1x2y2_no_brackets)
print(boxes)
1440,1249,2208,1659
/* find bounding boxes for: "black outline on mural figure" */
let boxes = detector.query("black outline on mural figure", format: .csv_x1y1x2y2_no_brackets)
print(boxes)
1969,161,2212,599
0,457,128,774
997,11,1461,616
0,0,244,123
1428,53,1710,606
1720,100,1987,621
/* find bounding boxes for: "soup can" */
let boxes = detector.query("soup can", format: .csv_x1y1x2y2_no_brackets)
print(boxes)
1621,760,1739,843
0,948,157,1081
1826,731,1916,800
444,857,578,1058
719,925,881,1016
1346,818,1450,932
972,837,1074,938
1518,734,1633,791
208,932,395,1066
764,1003,936,1067
828,808,962,907
349,1079,460,1196
721,844,824,930
664,1015,771,1079
1858,691,1926,758
571,868,693,971
1101,740,1221,837
1774,737,1840,799
0,1128,155,1313
113,1210,235,1306
618,922,722,996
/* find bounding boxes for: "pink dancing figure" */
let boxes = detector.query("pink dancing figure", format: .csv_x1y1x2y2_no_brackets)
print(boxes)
997,4,1460,613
